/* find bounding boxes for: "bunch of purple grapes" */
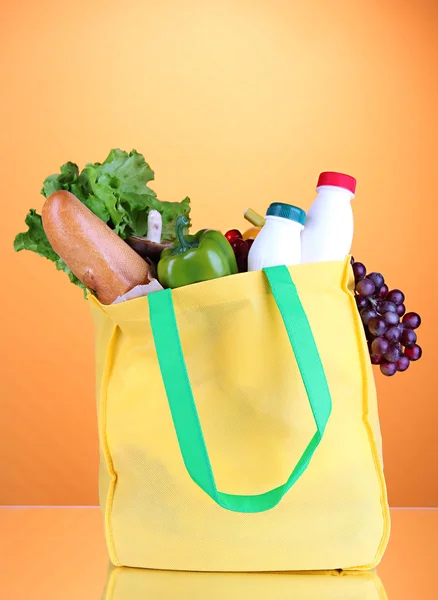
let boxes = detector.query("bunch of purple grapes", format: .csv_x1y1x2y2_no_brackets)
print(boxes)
352,259,422,376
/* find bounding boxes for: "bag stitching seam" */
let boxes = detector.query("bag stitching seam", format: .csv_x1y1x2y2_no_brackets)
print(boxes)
341,258,391,570
98,320,121,566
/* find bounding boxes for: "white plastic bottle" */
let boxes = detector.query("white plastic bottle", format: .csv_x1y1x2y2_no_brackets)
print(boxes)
301,172,356,264
248,203,306,270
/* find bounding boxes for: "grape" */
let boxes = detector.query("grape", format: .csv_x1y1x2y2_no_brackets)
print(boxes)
401,328,417,348
371,336,390,356
380,361,397,376
368,318,387,336
396,303,406,317
402,312,421,329
397,355,410,372
351,259,423,374
385,325,402,343
356,278,376,297
360,308,377,325
230,238,247,253
356,295,369,310
382,311,399,326
384,344,402,363
368,272,384,291
386,289,405,305
366,328,375,342
230,238,249,272
378,284,389,298
377,300,397,314
404,344,422,361
352,262,366,282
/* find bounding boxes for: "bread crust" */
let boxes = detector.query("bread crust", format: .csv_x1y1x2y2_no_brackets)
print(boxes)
42,190,150,304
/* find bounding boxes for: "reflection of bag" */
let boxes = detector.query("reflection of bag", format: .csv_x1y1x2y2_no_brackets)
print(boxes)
102,566,388,600
90,257,390,571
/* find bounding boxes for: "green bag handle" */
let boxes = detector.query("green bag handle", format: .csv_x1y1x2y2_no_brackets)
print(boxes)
148,265,332,513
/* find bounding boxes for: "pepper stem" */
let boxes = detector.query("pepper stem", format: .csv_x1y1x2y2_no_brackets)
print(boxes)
174,215,191,253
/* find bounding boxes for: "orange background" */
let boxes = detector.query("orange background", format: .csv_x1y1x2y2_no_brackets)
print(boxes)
0,0,437,506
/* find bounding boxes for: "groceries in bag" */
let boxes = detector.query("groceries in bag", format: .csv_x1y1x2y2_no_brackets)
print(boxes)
301,171,356,264
13,148,191,292
248,202,306,270
244,207,266,227
13,148,423,377
224,223,262,272
113,279,164,304
157,216,238,289
42,190,151,304
351,257,422,376
126,209,173,262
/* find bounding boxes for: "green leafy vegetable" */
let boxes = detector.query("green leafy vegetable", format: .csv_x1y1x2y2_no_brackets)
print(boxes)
13,210,87,293
14,149,191,291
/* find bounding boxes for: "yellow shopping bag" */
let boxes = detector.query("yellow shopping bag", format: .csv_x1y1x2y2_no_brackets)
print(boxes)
90,257,390,571
103,566,388,600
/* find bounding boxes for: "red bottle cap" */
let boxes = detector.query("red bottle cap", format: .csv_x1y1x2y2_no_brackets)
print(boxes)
317,172,356,194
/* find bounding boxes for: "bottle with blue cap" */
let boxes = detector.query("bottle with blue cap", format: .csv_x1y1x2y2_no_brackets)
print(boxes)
248,202,306,271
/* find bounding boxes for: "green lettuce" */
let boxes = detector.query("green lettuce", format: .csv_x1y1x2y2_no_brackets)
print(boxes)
14,149,191,291
13,210,87,292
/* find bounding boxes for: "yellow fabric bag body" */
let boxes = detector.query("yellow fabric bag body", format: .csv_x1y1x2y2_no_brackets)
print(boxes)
103,566,388,600
90,257,390,571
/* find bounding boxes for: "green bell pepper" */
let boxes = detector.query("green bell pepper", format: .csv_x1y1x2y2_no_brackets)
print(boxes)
157,215,238,289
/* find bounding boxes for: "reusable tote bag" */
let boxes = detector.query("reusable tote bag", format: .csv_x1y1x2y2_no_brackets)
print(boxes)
89,256,390,572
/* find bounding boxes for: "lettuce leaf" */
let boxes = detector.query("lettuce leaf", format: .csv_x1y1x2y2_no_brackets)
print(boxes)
78,149,191,239
13,209,87,293
14,149,191,291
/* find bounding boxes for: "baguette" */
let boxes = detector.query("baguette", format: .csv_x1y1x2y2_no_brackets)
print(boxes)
42,190,150,304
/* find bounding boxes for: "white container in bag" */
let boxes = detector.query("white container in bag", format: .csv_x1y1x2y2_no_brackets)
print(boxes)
248,202,306,270
301,171,356,264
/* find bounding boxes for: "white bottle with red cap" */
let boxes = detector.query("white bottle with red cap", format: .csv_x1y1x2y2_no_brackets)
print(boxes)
301,171,357,264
